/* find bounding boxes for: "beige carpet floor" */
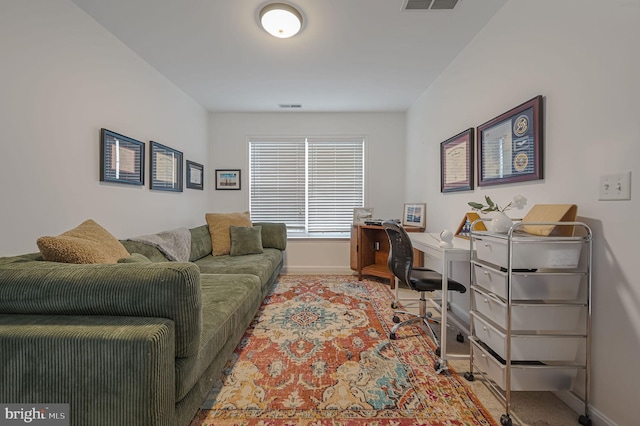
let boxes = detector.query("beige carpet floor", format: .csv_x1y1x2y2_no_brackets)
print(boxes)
387,278,584,426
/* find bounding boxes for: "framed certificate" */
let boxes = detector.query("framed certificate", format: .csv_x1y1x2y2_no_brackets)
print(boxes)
100,128,145,186
477,95,543,186
150,141,183,192
440,128,474,193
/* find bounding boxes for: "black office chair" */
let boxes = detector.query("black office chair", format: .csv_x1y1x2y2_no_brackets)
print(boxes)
382,220,466,367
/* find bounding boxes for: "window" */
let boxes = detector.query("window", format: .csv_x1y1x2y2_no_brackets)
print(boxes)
249,137,365,236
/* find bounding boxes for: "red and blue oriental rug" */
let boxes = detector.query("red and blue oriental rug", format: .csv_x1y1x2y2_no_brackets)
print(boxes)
190,275,495,425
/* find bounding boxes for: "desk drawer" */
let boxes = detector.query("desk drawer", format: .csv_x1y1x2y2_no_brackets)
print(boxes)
473,314,583,362
472,263,582,301
471,339,579,391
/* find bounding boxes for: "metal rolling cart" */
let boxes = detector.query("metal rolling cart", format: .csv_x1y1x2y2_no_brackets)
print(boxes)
463,221,592,426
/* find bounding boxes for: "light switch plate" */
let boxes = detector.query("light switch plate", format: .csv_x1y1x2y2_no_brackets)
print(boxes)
598,172,631,200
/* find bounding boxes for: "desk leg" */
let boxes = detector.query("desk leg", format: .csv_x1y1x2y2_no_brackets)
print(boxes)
439,254,449,371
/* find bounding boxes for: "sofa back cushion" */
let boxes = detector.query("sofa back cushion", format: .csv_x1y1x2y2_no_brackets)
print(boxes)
253,222,287,250
189,225,212,261
120,240,170,262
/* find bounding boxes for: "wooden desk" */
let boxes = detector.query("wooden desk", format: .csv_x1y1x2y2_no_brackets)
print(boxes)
409,233,472,369
350,224,423,288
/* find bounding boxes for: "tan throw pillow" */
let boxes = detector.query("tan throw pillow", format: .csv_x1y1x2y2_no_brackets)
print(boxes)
37,219,130,264
205,211,251,256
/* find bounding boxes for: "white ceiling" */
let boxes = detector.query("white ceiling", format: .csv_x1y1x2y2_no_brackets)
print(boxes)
71,0,507,113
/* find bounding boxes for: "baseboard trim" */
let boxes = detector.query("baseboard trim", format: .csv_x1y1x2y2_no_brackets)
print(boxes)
282,267,354,275
554,391,616,426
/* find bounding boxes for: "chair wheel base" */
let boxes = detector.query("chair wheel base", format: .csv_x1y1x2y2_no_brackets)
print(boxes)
392,315,400,323
389,332,397,340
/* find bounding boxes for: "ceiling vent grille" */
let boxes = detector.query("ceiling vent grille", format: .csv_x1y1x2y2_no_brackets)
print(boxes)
278,104,302,109
401,0,459,10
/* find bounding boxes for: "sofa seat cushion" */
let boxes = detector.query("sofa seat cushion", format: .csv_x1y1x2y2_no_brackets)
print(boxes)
193,248,283,287
174,273,262,402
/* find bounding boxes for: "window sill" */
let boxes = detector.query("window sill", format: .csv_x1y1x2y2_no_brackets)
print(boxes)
287,232,350,241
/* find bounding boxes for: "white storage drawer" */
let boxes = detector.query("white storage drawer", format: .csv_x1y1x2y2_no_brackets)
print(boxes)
475,234,583,270
472,287,585,332
472,262,582,300
473,314,583,361
471,339,579,391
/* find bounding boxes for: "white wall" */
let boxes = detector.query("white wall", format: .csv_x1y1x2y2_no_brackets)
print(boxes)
209,112,406,273
0,0,210,256
406,1,639,424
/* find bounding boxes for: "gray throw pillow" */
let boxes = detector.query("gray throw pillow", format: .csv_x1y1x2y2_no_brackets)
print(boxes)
229,225,263,256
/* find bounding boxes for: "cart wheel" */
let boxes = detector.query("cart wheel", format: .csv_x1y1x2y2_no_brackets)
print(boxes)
391,302,398,309
389,332,397,340
456,332,465,343
500,414,512,426
578,415,592,426
464,372,474,381
434,360,446,374
435,347,441,357
392,315,400,323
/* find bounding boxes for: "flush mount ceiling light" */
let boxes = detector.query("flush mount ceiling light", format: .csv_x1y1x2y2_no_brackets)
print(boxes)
259,3,303,38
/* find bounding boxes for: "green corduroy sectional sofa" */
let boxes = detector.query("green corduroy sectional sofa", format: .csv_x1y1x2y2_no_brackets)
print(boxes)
0,221,287,426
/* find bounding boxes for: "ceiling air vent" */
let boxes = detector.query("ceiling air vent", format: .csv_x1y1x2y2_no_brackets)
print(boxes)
401,0,459,10
278,104,302,109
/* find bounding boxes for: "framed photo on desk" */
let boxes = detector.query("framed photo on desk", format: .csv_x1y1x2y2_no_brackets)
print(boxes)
402,203,426,228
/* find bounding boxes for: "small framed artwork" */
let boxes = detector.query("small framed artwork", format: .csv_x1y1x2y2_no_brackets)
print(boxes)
454,212,487,239
402,203,426,228
150,141,183,192
477,95,543,187
441,128,474,193
353,207,374,225
100,128,145,186
215,169,241,190
186,160,204,190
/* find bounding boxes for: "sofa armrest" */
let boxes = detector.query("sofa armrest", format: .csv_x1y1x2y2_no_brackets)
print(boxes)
0,314,175,426
0,259,201,357
252,222,287,250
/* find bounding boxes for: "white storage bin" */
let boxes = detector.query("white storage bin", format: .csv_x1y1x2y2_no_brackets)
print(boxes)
472,287,585,332
473,314,583,361
471,340,579,391
472,262,582,300
474,234,583,270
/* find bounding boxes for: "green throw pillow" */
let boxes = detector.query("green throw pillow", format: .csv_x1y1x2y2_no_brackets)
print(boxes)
229,225,263,256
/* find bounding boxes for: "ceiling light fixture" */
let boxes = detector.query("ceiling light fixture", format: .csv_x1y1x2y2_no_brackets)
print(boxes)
259,3,303,39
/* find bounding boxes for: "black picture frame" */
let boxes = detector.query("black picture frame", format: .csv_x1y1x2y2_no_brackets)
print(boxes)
186,160,204,190
477,95,543,187
215,169,241,190
440,128,474,193
150,141,183,192
100,128,145,186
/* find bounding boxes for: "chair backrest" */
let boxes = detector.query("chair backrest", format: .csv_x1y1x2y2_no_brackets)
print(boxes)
382,220,415,290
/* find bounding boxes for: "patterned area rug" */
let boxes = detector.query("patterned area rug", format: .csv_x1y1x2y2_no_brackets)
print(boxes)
190,275,496,425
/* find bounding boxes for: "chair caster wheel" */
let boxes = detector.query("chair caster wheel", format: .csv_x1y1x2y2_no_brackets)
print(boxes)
578,415,592,426
391,302,398,309
389,332,397,340
435,347,441,357
392,315,400,323
464,372,474,381
500,414,512,426
456,332,464,343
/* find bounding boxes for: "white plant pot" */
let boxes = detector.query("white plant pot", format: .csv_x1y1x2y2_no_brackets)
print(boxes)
490,211,513,233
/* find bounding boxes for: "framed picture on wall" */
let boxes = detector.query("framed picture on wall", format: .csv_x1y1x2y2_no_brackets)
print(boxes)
353,207,374,225
100,128,145,186
440,128,474,193
186,160,204,190
477,95,543,186
402,203,426,228
215,169,241,190
150,141,183,192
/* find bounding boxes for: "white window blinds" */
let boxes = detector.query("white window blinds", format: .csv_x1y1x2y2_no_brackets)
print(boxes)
249,137,365,235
